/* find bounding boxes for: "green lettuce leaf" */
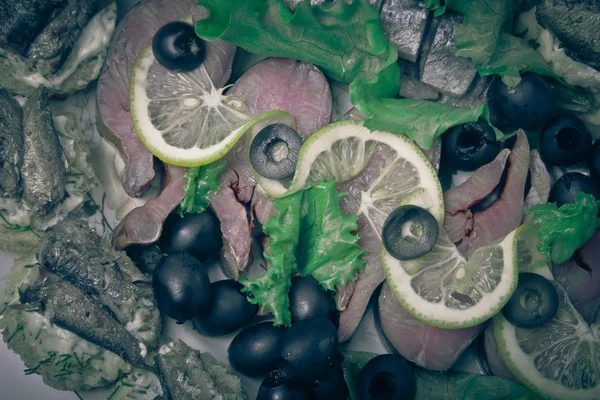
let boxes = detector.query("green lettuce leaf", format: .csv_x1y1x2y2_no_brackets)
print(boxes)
239,192,303,326
525,193,600,264
341,351,539,400
179,160,226,215
195,0,400,110
362,98,498,150
298,181,366,291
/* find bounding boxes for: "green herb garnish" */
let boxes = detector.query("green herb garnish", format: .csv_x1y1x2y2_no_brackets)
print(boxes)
179,160,226,215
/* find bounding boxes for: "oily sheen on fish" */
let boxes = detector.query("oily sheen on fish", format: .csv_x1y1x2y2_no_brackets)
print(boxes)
96,0,236,196
0,89,24,198
211,58,331,278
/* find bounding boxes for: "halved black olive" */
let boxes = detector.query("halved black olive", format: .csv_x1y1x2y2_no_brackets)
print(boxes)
382,205,439,261
152,21,206,72
357,354,416,400
250,124,303,180
548,172,600,207
502,273,559,328
589,140,600,182
442,122,500,171
489,73,556,130
539,115,592,166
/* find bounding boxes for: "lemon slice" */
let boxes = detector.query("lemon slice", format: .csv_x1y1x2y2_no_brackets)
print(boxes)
250,120,443,223
382,223,545,329
130,21,259,166
495,264,600,400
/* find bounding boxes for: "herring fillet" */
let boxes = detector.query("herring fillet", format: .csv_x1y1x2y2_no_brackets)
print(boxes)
378,282,484,371
0,88,24,197
96,0,236,196
211,58,331,278
21,88,66,218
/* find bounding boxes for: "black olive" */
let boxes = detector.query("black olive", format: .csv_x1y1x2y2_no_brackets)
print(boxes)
442,122,500,171
357,354,416,400
539,115,592,166
289,276,338,326
152,21,206,72
489,73,556,130
502,273,559,328
589,140,600,182
312,357,349,400
250,124,303,180
277,317,339,383
257,374,312,400
192,279,258,336
382,205,439,261
548,172,600,207
153,252,211,323
160,210,222,263
228,322,285,377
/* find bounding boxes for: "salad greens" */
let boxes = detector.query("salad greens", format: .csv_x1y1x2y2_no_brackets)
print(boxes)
240,191,303,327
241,181,364,326
298,181,366,291
179,160,226,215
525,193,600,264
341,351,540,400
425,0,556,87
195,0,400,110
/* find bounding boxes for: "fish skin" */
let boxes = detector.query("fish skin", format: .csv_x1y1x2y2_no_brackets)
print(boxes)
380,0,429,63
378,282,484,371
482,324,517,382
19,270,145,367
96,0,236,197
211,58,331,278
0,88,24,198
444,131,529,257
528,149,551,204
25,0,109,75
536,0,600,71
437,74,493,109
21,88,66,218
112,164,186,250
398,59,441,101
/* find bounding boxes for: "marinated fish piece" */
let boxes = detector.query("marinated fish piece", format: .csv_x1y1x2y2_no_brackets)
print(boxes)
380,0,429,63
398,59,440,101
524,149,551,208
25,0,109,76
0,89,24,198
536,0,600,71
155,340,248,400
97,0,236,197
212,58,331,277
19,271,145,367
113,165,186,250
437,75,493,109
21,88,66,218
420,13,477,98
444,131,530,257
378,282,484,371
482,325,517,382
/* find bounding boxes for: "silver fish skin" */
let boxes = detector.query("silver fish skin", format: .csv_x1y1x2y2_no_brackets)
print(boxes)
21,88,67,218
19,270,145,367
0,88,24,198
380,0,429,63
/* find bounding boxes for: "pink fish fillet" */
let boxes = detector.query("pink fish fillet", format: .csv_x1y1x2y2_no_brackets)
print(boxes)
378,282,484,371
444,131,530,257
210,58,331,278
97,0,235,196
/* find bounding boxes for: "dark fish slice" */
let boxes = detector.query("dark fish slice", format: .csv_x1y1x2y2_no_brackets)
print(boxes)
380,0,429,63
437,74,493,109
19,270,144,367
154,340,247,400
21,88,66,218
25,0,108,75
398,59,441,101
536,0,600,70
0,0,66,55
0,88,24,198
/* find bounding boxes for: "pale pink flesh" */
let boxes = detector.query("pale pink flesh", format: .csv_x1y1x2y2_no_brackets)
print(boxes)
378,282,485,372
444,131,530,257
96,0,235,196
483,324,517,382
112,164,186,250
211,58,332,278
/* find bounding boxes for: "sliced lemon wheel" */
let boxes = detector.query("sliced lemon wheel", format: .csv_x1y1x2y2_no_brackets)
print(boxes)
495,264,600,400
130,21,264,166
383,224,545,329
